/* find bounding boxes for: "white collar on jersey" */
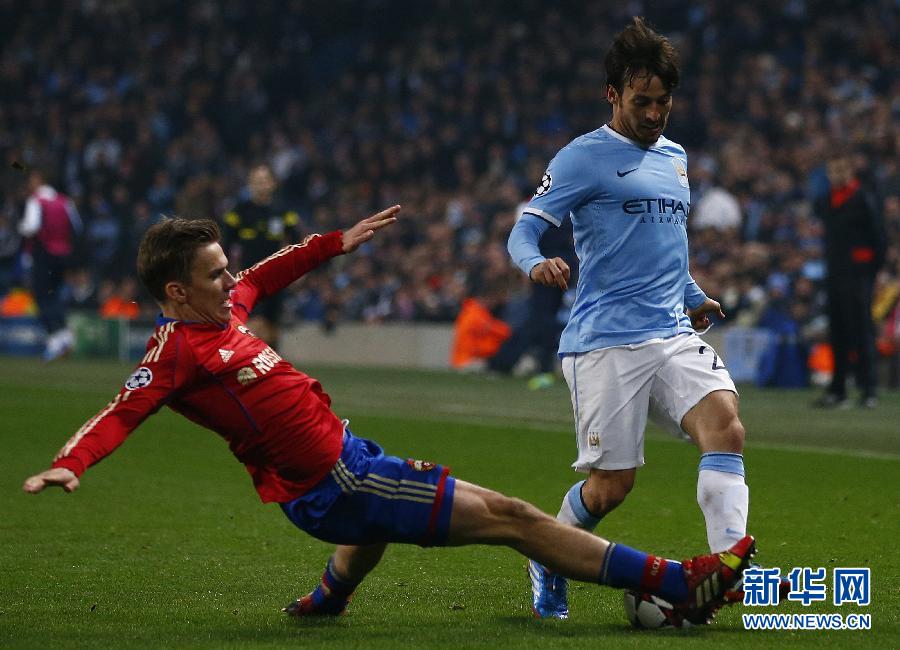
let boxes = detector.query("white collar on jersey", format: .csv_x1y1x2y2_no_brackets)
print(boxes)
602,123,661,149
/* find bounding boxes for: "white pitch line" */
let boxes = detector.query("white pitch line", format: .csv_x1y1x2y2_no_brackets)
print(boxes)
335,398,900,462
734,440,900,462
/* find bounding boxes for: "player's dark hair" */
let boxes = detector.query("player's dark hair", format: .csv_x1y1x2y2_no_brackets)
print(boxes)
605,16,679,93
137,217,221,302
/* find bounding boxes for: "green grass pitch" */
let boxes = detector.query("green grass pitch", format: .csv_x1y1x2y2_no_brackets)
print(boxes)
2,356,898,648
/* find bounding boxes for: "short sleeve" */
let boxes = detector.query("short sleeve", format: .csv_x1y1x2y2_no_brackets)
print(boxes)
522,145,595,227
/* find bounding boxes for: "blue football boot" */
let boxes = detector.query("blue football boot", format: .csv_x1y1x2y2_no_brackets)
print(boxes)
528,559,569,619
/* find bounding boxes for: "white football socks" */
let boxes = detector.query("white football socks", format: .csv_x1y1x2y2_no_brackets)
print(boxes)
556,456,748,554
697,452,748,552
557,480,602,530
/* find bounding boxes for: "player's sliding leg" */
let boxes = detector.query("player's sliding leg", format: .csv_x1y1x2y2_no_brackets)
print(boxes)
528,481,598,619
448,480,754,622
283,543,386,616
283,479,753,620
278,427,750,620
530,470,634,618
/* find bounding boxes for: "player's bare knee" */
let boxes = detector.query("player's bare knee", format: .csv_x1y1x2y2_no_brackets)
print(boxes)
484,492,545,540
714,417,745,452
730,418,746,449
690,397,745,453
494,493,542,523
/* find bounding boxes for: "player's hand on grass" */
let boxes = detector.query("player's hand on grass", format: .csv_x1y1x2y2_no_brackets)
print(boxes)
23,468,80,494
530,257,570,290
342,205,400,253
687,298,725,331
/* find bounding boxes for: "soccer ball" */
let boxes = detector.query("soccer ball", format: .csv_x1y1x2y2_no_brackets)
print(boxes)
623,590,690,629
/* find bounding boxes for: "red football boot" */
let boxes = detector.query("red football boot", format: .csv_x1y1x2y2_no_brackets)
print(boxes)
723,563,791,605
675,535,756,624
282,588,352,616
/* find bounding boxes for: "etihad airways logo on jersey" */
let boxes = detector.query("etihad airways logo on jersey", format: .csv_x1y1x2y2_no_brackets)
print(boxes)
622,198,689,226
621,198,690,216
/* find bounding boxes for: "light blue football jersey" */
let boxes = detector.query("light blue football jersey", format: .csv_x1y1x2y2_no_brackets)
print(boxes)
512,124,707,353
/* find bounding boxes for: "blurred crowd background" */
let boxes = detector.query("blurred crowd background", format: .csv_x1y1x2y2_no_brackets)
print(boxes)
1,0,898,378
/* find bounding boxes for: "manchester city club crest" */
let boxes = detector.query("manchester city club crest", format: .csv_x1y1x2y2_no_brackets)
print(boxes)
124,366,153,390
671,158,689,188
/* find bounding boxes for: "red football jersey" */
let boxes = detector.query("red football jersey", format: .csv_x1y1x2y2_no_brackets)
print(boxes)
52,232,346,503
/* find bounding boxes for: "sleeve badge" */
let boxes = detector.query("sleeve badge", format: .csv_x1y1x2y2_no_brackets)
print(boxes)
124,367,153,390
534,172,552,197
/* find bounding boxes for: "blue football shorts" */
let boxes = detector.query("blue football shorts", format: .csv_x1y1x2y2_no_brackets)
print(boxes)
280,428,456,547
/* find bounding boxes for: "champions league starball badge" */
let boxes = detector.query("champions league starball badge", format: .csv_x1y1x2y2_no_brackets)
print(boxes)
534,172,552,196
124,367,153,390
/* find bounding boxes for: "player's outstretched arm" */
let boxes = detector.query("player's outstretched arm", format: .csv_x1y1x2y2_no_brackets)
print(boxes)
687,297,726,331
23,467,80,494
341,205,400,253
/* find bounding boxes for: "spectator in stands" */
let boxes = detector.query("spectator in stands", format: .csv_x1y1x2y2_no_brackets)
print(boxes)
98,277,141,320
61,267,99,313
451,288,512,372
692,186,742,232
0,209,21,296
0,0,895,361
18,170,82,361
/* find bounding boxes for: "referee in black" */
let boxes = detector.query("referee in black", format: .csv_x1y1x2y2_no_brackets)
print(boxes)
222,164,301,347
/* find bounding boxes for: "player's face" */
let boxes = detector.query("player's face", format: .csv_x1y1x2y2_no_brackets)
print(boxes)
185,242,237,325
607,74,672,146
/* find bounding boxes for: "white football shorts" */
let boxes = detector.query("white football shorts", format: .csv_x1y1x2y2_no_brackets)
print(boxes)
561,333,737,472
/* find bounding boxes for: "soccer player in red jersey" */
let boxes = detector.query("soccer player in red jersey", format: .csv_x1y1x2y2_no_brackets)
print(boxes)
23,206,754,623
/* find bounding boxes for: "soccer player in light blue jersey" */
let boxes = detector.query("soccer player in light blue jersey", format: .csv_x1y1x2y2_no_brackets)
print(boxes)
509,17,753,620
